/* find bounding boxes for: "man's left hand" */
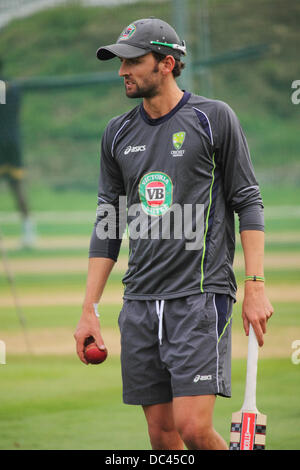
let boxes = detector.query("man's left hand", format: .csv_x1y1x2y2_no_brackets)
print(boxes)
242,282,274,346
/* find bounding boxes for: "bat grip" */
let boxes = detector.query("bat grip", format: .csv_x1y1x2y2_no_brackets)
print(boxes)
241,325,259,412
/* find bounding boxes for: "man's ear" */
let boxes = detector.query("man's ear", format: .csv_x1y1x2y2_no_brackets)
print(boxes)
160,55,175,75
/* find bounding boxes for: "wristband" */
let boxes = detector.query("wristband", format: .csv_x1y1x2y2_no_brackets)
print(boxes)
245,275,265,282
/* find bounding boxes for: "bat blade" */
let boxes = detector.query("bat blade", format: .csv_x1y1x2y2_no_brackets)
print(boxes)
230,326,267,450
230,410,267,450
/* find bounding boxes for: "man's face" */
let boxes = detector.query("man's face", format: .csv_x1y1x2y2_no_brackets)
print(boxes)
118,52,162,99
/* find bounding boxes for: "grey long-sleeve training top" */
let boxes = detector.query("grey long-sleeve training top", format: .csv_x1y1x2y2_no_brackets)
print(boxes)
89,91,264,301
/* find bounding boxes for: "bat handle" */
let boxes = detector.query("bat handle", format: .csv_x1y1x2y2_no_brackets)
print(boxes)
241,325,259,413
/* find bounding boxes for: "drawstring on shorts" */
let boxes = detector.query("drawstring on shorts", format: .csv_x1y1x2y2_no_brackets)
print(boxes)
155,300,165,345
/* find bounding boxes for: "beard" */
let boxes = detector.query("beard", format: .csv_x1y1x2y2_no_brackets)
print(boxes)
125,82,159,99
124,63,160,99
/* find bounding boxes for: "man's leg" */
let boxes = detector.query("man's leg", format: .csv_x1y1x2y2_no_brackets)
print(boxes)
8,177,36,248
173,395,228,450
143,402,185,450
8,177,29,217
142,396,228,450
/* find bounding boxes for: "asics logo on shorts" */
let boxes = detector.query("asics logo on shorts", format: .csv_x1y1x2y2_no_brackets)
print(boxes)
124,145,146,155
193,374,212,383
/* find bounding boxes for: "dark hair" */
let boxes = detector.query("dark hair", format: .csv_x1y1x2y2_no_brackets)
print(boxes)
151,51,185,78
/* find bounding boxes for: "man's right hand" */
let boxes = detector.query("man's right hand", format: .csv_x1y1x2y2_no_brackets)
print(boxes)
75,258,115,363
74,305,106,365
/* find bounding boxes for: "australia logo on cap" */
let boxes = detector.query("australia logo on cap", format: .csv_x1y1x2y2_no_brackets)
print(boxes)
139,171,173,216
119,23,136,41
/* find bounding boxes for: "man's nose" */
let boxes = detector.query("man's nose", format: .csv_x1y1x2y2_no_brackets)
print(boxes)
119,60,128,77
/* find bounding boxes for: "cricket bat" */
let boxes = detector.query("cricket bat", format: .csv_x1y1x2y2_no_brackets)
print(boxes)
229,325,267,450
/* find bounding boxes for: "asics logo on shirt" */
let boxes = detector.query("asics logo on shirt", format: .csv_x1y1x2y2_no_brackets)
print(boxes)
124,145,146,155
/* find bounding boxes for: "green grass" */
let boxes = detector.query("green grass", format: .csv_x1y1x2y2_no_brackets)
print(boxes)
0,355,299,449
0,222,94,237
0,303,121,331
261,186,300,207
0,355,149,450
0,185,96,212
2,247,91,259
0,271,123,301
264,220,300,233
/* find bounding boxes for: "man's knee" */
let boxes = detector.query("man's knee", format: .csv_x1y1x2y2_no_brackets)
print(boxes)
147,422,172,447
176,418,211,448
146,409,177,446
173,395,216,449
143,403,184,450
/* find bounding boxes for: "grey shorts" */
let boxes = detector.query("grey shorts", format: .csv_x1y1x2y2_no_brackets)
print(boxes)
118,293,233,406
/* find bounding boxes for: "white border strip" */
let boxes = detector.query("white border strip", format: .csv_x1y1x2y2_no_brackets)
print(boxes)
213,294,220,394
111,119,130,158
192,106,214,146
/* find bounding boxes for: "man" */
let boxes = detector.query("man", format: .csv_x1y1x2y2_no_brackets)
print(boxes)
0,59,36,248
74,18,274,450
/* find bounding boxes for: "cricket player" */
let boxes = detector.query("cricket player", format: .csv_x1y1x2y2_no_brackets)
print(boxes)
0,59,36,248
74,18,274,450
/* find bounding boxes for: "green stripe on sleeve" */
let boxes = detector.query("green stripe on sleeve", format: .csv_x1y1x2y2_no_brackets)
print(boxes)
200,153,216,292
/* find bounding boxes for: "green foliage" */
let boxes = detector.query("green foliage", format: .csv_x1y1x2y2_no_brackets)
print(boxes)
0,0,298,190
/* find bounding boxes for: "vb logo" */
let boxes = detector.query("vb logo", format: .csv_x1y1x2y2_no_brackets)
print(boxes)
0,80,6,104
146,183,165,204
0,340,6,364
139,172,173,216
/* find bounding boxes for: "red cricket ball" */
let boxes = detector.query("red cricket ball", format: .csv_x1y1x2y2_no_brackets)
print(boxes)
84,336,108,364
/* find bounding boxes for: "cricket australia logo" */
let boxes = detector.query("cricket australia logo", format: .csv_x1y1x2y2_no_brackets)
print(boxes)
119,23,136,41
139,171,173,216
171,131,186,157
